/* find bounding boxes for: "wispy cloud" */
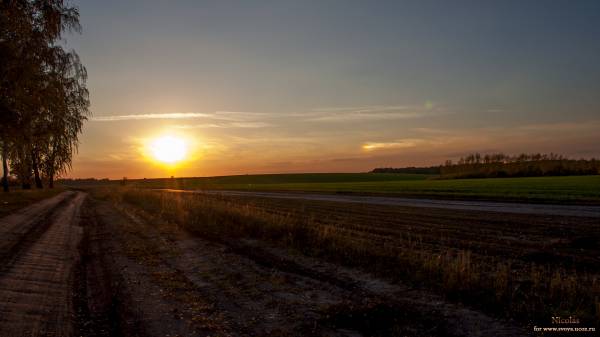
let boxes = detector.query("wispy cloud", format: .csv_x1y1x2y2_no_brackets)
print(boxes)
91,111,273,122
173,121,272,129
90,105,445,124
212,111,273,119
312,105,412,113
410,127,452,134
310,111,427,122
362,139,425,151
91,112,212,121
306,104,445,122
516,120,600,132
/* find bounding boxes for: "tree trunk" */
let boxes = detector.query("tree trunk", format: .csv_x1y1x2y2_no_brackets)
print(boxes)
47,150,56,189
48,164,55,189
1,143,8,192
20,145,32,189
32,149,43,189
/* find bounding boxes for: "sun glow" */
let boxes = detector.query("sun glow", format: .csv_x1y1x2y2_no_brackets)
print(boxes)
150,136,188,163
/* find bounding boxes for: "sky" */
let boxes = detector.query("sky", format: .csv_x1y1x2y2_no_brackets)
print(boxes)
64,0,600,178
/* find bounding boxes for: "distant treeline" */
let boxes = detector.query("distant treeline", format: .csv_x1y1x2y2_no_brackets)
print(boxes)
59,178,111,184
372,153,600,179
371,166,441,174
440,153,599,178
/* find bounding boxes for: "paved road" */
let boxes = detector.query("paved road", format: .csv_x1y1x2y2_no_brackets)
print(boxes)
161,189,600,218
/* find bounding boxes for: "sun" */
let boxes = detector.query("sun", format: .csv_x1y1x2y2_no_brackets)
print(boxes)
150,136,187,164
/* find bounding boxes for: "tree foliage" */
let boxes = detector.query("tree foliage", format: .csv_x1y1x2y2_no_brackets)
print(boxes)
371,166,441,174
1,0,89,191
440,153,599,179
372,153,599,179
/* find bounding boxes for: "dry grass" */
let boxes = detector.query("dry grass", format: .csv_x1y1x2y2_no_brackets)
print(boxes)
106,201,229,334
94,187,600,326
0,187,64,218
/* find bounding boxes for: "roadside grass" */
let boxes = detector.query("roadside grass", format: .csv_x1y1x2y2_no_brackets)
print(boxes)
99,187,600,327
124,174,600,204
0,187,64,218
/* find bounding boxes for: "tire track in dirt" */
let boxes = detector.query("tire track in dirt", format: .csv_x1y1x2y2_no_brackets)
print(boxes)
0,191,75,262
112,203,366,336
87,200,231,337
74,198,125,337
242,240,528,337
0,191,531,336
0,191,86,337
113,200,528,337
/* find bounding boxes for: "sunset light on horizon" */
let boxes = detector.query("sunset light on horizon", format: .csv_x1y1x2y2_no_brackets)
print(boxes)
58,1,600,179
2,2,600,335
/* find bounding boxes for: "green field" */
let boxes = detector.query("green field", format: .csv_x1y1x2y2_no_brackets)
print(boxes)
132,172,428,187
121,173,600,204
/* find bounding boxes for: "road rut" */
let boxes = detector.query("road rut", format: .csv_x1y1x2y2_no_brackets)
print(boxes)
0,191,86,337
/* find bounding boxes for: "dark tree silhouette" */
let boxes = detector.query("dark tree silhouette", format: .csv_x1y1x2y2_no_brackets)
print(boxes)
372,153,599,178
42,49,89,188
439,153,599,179
1,0,88,191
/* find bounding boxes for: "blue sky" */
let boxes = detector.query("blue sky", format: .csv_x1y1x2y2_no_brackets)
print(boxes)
65,1,600,178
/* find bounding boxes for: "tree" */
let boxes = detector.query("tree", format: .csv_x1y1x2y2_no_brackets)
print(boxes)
41,48,89,188
1,138,9,192
1,0,87,190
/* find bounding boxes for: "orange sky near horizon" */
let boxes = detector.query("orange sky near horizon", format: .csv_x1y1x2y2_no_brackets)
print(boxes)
64,1,600,179
68,117,600,179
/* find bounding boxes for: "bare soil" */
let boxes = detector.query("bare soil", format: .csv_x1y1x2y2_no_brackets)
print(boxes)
0,191,533,336
0,191,85,337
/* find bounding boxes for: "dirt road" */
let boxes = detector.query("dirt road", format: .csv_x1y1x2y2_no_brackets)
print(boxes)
0,191,528,336
168,189,600,218
0,191,85,337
